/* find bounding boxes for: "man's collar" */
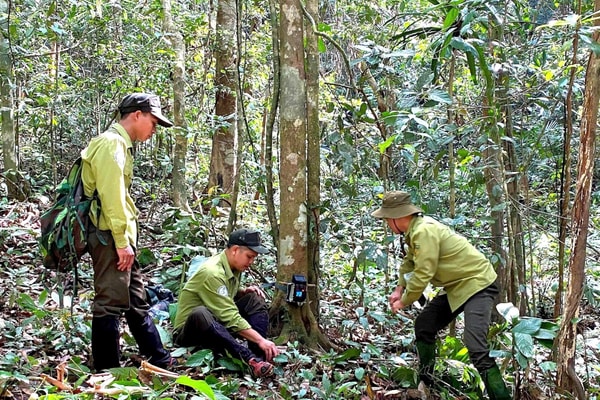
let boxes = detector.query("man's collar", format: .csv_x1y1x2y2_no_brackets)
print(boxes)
111,123,133,149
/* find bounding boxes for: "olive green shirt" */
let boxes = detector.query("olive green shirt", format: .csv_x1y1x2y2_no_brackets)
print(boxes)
398,216,497,312
174,251,251,332
81,124,138,249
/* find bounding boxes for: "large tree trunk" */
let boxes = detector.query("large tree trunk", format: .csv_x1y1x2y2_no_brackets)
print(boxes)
273,0,331,349
555,4,600,396
162,0,191,212
208,0,238,198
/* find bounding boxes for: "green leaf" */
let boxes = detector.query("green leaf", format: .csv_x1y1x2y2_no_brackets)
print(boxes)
334,347,361,363
176,376,216,399
443,8,459,30
466,51,477,82
513,318,542,335
539,361,557,373
318,37,326,53
450,37,478,56
390,366,417,387
377,134,397,154
185,349,214,367
17,293,37,312
516,351,528,368
514,332,534,358
428,89,452,104
533,328,557,341
579,33,600,55
355,367,365,380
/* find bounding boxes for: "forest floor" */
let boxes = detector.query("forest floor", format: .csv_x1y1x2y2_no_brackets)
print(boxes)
1,198,600,399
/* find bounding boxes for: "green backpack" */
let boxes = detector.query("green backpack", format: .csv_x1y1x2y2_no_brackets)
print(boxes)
39,157,98,272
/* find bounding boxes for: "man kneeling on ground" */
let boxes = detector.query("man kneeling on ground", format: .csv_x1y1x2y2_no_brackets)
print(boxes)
173,228,280,377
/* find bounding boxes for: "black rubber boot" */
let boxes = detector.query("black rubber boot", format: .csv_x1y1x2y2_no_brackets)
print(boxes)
91,316,121,371
415,340,436,385
481,365,511,400
125,312,171,368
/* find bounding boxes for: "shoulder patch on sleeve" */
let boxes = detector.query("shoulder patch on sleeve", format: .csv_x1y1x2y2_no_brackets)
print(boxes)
114,147,126,169
217,285,229,297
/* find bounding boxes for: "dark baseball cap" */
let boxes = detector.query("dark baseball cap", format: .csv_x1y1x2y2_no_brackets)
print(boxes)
117,93,173,127
228,228,269,254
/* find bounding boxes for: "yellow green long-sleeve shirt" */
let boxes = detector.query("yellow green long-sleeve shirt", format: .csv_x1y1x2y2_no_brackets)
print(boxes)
398,216,497,312
174,251,251,332
81,123,138,249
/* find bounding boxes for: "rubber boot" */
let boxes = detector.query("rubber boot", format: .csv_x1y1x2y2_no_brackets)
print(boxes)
91,316,121,371
481,365,511,400
415,341,436,386
125,312,171,368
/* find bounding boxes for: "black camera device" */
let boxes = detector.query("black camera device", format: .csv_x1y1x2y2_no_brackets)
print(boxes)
287,274,307,305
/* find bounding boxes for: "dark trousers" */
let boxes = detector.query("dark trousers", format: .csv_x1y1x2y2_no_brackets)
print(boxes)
174,292,269,362
414,283,499,371
87,223,170,370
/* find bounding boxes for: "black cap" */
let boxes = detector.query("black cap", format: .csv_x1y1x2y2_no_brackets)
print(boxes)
118,93,173,127
228,228,269,254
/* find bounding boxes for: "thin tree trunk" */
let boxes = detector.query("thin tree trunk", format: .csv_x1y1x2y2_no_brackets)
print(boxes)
447,51,457,337
162,0,191,212
208,0,238,198
497,57,528,315
264,0,281,247
305,0,320,319
483,19,509,306
227,0,246,232
0,0,22,200
555,0,580,319
555,3,599,396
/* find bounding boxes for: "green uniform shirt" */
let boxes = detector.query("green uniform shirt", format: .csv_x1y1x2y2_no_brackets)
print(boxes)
174,251,251,332
81,123,138,249
398,216,497,312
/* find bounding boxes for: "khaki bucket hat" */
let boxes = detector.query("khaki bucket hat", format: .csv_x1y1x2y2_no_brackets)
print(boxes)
371,191,423,219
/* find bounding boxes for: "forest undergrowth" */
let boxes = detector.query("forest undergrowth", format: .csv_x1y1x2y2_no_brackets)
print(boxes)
1,196,600,400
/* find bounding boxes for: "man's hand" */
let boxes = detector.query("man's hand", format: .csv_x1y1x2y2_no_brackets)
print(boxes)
116,245,135,271
389,286,404,308
258,338,280,362
241,285,267,300
391,299,405,313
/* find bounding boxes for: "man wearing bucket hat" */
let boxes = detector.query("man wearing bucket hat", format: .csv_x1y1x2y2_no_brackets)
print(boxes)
372,191,511,399
173,228,280,378
82,93,175,371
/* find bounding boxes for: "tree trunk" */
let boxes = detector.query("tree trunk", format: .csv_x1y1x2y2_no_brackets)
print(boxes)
162,0,191,212
0,0,22,200
274,0,331,349
555,4,600,396
305,0,321,319
264,0,281,247
482,21,509,306
208,0,238,198
498,63,528,315
555,3,580,319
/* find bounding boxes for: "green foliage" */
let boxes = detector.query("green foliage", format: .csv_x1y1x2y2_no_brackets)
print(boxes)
494,302,559,369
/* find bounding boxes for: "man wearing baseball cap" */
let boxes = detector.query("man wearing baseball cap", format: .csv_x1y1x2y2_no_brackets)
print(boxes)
81,92,174,371
173,228,279,378
372,191,511,399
